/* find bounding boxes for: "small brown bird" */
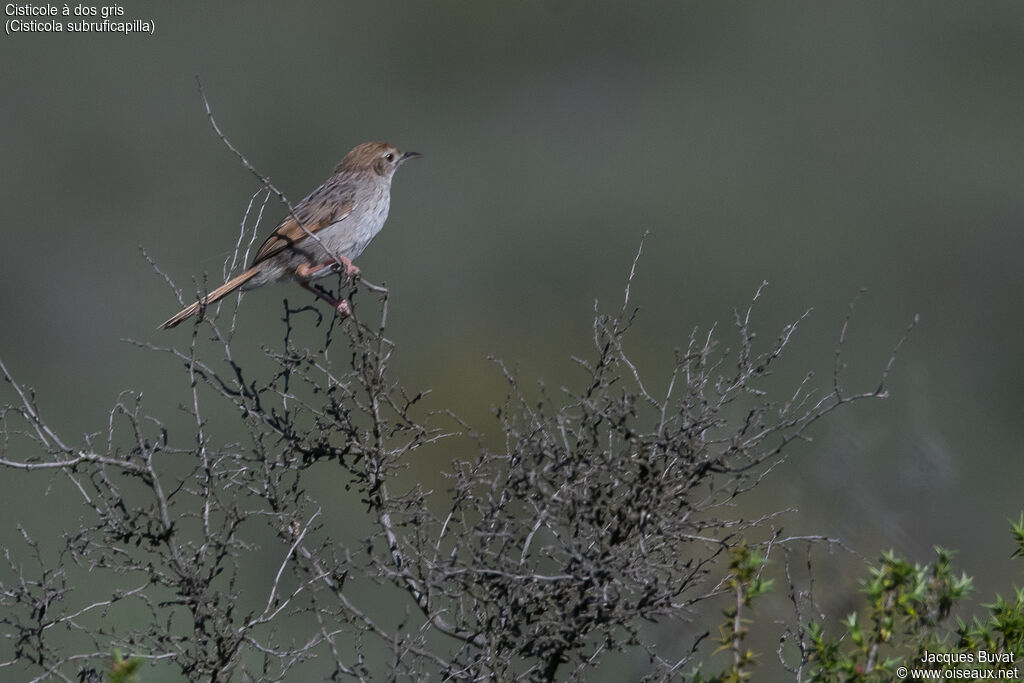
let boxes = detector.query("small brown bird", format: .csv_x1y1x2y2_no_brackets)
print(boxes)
160,141,420,329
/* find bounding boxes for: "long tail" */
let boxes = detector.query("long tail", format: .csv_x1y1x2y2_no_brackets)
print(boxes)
159,266,262,329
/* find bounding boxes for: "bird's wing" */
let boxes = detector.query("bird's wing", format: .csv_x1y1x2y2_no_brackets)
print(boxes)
252,198,355,264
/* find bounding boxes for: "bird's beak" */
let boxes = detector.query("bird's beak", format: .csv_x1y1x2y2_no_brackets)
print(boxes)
400,151,422,163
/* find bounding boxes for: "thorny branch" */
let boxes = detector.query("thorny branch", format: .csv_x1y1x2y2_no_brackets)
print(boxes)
0,102,918,681
0,244,915,680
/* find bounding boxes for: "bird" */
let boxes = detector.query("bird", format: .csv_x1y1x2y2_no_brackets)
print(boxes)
159,141,420,329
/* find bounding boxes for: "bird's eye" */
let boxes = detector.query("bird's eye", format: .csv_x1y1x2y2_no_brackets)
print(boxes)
385,153,395,162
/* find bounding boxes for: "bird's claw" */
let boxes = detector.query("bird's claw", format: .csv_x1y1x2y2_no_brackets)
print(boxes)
329,258,360,285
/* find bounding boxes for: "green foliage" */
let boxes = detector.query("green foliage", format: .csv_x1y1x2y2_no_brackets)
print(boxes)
690,519,1024,682
805,546,973,681
690,544,773,683
1011,514,1024,559
800,521,1021,682
107,650,141,683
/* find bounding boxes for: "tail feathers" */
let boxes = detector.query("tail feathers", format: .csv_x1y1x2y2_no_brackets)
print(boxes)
159,266,261,329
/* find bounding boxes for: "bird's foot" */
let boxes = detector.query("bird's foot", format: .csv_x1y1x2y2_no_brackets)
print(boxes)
336,256,360,284
296,257,360,285
335,298,352,318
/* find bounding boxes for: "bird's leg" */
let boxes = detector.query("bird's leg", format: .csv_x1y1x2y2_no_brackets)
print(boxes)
295,261,332,279
295,256,360,284
299,281,351,319
294,256,359,319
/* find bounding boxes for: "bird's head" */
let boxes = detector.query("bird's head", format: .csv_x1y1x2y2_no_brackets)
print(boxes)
336,141,421,178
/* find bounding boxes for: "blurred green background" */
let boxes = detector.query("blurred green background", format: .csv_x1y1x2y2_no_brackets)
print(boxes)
1,1,1023,677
